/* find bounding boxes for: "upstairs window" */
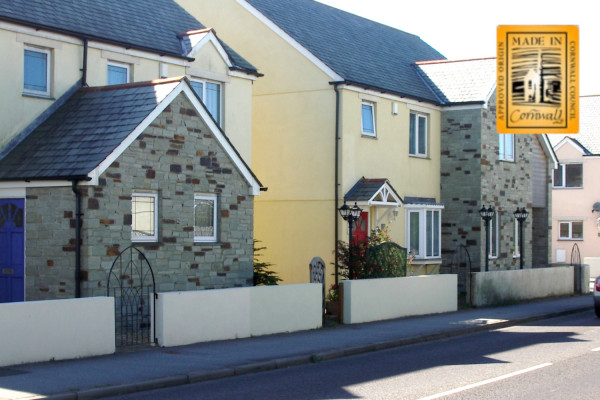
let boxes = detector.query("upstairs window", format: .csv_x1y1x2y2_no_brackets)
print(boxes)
131,192,158,242
361,101,376,136
24,46,51,96
499,133,515,161
409,113,427,157
107,62,130,85
553,164,583,188
190,79,222,126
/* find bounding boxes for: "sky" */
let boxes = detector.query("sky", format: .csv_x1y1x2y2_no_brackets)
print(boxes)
316,0,599,96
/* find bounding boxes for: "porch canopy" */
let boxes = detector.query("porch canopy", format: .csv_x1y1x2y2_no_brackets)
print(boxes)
344,177,403,226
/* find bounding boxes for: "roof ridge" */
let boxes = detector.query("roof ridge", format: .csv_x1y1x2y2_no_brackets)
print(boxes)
80,76,185,93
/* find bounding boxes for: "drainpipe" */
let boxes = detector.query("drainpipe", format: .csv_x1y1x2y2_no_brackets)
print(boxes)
72,180,82,298
333,82,341,286
81,38,88,87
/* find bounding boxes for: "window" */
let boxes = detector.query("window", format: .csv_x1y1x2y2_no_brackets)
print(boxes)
407,208,441,259
361,101,376,136
194,194,218,242
190,79,222,125
131,193,158,242
553,164,583,188
409,113,427,157
499,134,514,161
513,218,520,257
558,221,583,240
107,62,130,85
24,46,50,96
488,214,498,258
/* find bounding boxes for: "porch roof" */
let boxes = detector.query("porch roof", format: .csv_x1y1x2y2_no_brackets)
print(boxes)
344,177,403,207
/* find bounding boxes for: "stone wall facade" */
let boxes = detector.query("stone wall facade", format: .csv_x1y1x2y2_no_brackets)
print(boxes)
25,93,255,300
441,92,550,274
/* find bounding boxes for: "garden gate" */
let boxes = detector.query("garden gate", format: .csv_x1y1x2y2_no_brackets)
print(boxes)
107,246,156,347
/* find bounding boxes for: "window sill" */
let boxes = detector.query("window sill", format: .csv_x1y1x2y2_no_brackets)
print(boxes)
499,159,515,163
409,154,429,160
361,133,377,139
411,258,442,265
23,92,54,100
552,187,583,190
558,239,583,241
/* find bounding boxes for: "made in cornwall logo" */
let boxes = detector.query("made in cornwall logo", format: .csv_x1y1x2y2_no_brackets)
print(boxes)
497,25,579,133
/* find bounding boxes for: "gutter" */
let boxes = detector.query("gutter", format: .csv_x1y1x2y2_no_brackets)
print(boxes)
0,16,195,61
81,38,88,87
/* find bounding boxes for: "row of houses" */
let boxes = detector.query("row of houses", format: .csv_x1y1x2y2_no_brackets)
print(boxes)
0,0,592,304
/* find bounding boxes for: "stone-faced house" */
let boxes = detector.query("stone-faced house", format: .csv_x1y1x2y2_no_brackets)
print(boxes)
416,58,557,275
0,77,261,302
0,0,262,303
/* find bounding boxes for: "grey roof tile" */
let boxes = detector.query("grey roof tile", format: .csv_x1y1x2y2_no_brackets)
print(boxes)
245,0,445,104
0,0,258,74
0,79,181,181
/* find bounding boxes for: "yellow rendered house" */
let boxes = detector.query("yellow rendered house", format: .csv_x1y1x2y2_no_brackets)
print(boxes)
177,0,447,284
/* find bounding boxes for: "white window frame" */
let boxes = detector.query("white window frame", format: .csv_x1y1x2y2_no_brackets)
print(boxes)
131,192,159,243
361,101,376,137
558,220,583,240
553,163,583,188
409,112,428,157
488,214,499,259
107,61,130,85
499,133,515,161
406,206,442,260
194,193,218,243
513,217,520,258
23,45,51,97
190,78,223,126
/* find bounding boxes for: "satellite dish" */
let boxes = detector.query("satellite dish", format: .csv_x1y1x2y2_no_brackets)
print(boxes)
593,202,600,212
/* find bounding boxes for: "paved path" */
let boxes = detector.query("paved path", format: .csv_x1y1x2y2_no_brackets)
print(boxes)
0,295,593,400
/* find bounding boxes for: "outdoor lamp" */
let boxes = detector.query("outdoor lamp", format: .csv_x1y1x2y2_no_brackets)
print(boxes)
514,207,529,269
479,205,495,272
338,202,363,280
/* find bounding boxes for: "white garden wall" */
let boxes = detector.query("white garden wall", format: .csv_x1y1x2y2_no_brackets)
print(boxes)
155,283,322,347
471,266,574,307
584,257,600,280
341,275,457,324
0,297,115,367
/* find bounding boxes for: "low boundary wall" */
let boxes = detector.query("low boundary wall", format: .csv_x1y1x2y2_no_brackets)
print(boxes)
0,297,115,367
341,275,457,324
155,283,322,347
471,266,574,307
584,257,600,280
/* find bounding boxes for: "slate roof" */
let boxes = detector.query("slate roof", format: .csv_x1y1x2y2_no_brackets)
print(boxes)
416,58,497,105
244,0,445,104
548,96,600,154
344,178,401,204
0,79,182,181
0,0,258,74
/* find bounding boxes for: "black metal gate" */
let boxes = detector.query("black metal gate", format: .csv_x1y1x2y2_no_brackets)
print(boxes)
450,245,472,305
107,246,156,347
571,242,583,293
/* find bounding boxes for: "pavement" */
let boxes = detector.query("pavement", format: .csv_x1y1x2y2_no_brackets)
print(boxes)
0,294,594,400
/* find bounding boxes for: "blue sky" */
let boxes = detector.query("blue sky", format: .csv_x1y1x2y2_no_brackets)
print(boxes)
317,0,598,96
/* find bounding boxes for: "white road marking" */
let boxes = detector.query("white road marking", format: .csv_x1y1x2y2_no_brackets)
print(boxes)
416,363,553,400
592,346,600,352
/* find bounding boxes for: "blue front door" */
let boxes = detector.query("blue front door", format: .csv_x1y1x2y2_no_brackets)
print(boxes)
0,199,25,303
